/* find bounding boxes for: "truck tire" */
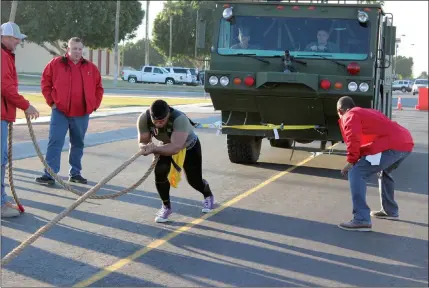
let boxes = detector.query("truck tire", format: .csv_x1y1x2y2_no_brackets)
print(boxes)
128,77,137,83
165,78,175,85
227,135,262,164
269,139,293,148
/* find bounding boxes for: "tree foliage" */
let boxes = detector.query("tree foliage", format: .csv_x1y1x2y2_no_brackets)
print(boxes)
122,39,166,68
395,56,414,79
152,0,215,61
1,1,144,55
417,71,428,79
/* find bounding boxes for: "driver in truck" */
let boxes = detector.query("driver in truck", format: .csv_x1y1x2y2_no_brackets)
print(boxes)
305,29,340,53
230,27,259,50
137,100,215,223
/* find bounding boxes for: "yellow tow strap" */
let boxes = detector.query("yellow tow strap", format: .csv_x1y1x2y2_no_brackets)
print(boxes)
197,123,318,130
168,148,186,188
222,124,317,130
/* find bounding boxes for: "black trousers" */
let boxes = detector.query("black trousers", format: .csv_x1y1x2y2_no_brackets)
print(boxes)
154,138,211,203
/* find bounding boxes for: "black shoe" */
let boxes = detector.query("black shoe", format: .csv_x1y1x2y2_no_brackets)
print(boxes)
69,175,88,184
35,175,55,185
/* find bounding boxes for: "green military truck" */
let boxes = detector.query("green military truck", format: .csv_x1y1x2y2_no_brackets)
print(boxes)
196,1,396,164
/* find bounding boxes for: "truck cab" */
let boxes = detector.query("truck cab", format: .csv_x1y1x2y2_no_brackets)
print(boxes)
197,1,396,164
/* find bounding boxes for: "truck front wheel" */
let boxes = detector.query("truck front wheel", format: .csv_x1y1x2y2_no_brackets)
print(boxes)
165,78,175,85
227,135,262,164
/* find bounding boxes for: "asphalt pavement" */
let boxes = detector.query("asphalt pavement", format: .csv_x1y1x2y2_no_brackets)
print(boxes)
1,108,427,287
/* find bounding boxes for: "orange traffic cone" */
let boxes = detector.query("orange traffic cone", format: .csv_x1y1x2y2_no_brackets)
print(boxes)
397,96,403,110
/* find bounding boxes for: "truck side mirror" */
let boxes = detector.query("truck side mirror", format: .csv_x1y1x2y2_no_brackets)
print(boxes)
196,13,206,49
384,25,396,56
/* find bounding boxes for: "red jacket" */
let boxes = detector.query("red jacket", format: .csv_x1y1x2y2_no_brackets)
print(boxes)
339,107,414,164
41,54,104,117
1,44,30,122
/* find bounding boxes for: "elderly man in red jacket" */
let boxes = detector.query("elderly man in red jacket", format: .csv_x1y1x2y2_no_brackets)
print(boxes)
1,22,40,218
35,37,104,186
337,96,414,232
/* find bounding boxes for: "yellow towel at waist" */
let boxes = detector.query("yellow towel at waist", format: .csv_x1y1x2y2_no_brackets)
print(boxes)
168,148,186,188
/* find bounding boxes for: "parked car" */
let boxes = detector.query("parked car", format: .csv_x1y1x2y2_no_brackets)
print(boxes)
120,66,136,80
163,67,193,85
392,79,413,93
185,68,200,86
122,65,180,85
198,70,205,85
412,78,428,95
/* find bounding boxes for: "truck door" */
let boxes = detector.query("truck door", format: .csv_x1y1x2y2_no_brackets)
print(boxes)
153,67,165,83
374,14,395,119
142,66,153,82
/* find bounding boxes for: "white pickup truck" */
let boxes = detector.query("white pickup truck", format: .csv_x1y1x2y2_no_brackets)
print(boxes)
121,65,180,85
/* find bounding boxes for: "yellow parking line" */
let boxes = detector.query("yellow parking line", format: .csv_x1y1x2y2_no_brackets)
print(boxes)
74,153,321,287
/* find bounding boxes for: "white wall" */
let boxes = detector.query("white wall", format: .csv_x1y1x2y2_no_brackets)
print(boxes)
14,41,115,76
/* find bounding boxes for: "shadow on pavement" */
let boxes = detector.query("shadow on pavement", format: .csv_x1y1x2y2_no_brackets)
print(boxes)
251,151,428,196
0,236,161,287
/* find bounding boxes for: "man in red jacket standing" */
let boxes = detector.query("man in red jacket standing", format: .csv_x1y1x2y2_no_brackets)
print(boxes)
35,37,104,186
1,22,40,218
337,96,414,232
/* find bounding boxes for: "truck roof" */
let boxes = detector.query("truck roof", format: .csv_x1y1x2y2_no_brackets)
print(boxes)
215,1,384,12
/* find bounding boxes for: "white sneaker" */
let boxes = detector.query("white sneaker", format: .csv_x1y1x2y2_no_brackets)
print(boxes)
1,205,20,218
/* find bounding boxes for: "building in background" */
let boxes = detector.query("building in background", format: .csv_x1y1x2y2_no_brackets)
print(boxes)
14,41,115,76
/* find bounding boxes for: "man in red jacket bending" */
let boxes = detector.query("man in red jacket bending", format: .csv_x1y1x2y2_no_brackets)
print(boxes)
337,96,414,232
1,22,40,218
35,37,104,186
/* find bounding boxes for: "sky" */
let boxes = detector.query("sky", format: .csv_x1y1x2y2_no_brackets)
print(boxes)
135,1,428,76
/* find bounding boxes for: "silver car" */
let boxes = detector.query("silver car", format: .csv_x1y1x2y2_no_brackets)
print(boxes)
412,79,428,95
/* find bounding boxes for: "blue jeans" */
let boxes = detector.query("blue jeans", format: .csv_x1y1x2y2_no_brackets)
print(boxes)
1,120,9,205
43,109,89,179
348,149,411,224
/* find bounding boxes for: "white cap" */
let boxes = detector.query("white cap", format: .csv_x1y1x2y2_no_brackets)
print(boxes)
1,22,27,40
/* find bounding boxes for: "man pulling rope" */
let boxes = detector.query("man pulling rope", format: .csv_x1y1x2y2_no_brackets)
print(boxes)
137,99,215,223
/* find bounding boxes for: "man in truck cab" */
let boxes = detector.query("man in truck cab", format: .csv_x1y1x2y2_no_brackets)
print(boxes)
336,96,414,232
136,99,215,223
230,27,260,50
305,29,340,53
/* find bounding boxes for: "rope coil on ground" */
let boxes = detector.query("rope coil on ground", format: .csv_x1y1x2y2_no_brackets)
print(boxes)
2,115,159,265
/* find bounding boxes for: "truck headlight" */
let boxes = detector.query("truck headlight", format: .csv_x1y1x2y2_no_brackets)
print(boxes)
209,76,219,85
348,82,358,92
223,7,233,20
359,82,369,92
220,76,229,86
358,11,369,24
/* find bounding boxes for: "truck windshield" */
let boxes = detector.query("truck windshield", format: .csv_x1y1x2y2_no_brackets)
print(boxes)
217,16,371,60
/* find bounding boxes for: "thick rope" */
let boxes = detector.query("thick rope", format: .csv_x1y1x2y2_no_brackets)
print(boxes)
1,150,158,266
2,114,159,265
7,115,158,200
7,122,24,212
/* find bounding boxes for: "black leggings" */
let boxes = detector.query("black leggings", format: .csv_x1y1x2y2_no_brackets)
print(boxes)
154,138,212,204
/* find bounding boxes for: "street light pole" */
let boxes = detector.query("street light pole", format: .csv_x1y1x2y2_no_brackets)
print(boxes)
169,15,172,65
144,0,150,66
9,0,18,22
113,0,120,88
194,9,199,59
